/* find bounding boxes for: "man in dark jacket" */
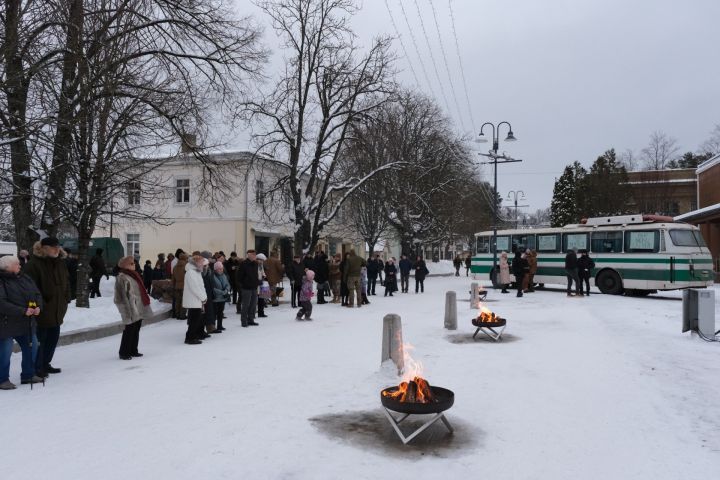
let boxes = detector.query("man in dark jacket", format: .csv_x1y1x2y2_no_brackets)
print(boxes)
564,249,581,297
398,255,412,293
289,255,305,308
313,251,329,304
225,252,240,305
344,250,365,307
236,250,260,327
23,237,70,377
577,250,596,296
511,251,529,298
65,248,79,301
464,256,472,277
366,257,379,295
414,256,429,293
89,248,106,298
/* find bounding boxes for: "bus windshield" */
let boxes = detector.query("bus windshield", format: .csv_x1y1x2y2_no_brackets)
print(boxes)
670,229,706,247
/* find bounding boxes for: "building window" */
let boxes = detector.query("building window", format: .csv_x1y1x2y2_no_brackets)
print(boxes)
176,179,190,204
126,233,140,257
128,182,141,206
284,189,291,210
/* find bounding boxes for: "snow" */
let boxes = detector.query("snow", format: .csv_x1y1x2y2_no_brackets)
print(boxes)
63,276,171,333
4,276,720,479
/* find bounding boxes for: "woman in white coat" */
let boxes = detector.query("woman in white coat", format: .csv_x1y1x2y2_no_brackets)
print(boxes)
183,255,207,345
114,256,153,359
499,251,511,294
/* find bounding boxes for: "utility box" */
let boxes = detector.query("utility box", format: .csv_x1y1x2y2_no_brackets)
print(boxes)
682,289,716,337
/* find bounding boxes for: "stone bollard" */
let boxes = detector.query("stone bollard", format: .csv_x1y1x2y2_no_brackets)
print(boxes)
444,291,458,330
470,282,479,309
382,314,404,374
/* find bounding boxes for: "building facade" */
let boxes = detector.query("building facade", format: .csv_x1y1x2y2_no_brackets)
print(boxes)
624,169,697,216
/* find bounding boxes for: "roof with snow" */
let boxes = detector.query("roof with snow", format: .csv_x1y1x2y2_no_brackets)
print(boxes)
674,202,720,223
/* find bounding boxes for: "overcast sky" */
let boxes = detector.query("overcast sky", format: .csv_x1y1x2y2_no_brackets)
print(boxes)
230,0,720,212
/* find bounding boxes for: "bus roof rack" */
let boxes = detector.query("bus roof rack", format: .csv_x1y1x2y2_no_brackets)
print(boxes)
584,215,647,226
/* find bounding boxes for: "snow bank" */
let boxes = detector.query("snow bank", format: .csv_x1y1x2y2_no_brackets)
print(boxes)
63,276,171,333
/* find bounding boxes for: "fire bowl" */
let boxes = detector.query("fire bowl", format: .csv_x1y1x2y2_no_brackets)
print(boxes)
472,317,507,328
381,386,455,414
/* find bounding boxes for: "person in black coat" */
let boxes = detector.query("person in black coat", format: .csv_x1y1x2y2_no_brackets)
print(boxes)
366,257,379,295
65,248,78,301
288,255,305,309
143,260,153,292
313,251,329,304
89,248,106,298
0,255,44,388
564,249,581,297
414,256,429,293
383,259,398,297
236,251,260,327
201,260,217,334
339,253,350,305
511,251,530,297
577,250,596,296
398,255,412,293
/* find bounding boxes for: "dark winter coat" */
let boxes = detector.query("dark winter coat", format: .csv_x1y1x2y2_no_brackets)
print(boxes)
143,264,153,288
90,253,106,277
465,257,472,269
414,260,429,280
366,259,380,279
398,258,412,276
202,269,216,322
564,251,578,270
0,271,42,338
303,255,314,270
236,258,261,290
344,253,365,278
577,255,596,277
22,242,70,328
313,254,329,283
384,263,398,292
290,261,305,285
512,253,529,277
225,257,240,287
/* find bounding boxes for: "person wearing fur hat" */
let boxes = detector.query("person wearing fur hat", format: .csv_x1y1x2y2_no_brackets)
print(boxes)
114,256,153,360
23,237,70,377
183,255,207,344
296,269,314,321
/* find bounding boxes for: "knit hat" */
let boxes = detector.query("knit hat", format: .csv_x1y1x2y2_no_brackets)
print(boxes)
200,250,213,259
40,237,59,247
305,269,315,281
256,253,267,261
213,261,224,272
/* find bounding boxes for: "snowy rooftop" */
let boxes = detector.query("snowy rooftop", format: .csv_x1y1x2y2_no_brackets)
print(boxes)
5,276,719,479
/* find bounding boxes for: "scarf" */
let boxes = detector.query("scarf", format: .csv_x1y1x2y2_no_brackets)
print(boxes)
121,268,151,306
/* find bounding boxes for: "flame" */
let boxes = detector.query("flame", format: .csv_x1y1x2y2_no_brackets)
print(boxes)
476,302,497,323
382,343,435,404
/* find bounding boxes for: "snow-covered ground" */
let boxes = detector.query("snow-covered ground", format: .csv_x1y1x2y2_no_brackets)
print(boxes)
5,276,720,479
63,276,171,333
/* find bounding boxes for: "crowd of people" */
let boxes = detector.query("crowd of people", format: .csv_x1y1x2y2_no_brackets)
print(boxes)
497,247,595,297
0,240,434,390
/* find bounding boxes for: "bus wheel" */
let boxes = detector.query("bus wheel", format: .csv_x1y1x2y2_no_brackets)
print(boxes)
596,270,623,295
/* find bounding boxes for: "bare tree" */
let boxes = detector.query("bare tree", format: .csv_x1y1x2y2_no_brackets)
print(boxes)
249,0,397,255
699,123,720,156
619,148,637,171
640,130,680,170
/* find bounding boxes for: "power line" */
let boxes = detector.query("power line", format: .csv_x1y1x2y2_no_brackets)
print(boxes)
448,0,477,132
411,0,453,118
383,0,421,88
427,0,467,132
396,0,437,97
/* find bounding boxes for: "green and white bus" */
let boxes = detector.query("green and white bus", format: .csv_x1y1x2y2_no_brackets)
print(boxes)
472,214,715,295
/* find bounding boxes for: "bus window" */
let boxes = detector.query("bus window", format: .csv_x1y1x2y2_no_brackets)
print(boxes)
512,234,536,253
591,231,623,253
669,229,706,247
537,234,560,253
625,230,660,253
562,233,588,252
492,235,510,253
476,236,490,254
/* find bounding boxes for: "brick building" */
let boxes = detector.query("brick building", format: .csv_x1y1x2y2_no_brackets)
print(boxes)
625,168,697,216
675,155,720,281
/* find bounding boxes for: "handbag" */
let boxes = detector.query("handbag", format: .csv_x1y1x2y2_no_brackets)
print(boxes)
259,281,272,299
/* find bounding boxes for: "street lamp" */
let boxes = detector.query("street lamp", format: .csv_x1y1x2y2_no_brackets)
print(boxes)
477,121,521,287
507,190,528,229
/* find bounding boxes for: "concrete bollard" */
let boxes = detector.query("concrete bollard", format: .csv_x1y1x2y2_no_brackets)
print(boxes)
382,314,404,374
470,282,479,309
444,291,458,330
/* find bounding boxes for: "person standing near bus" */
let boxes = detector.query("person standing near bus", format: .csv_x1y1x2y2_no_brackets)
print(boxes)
564,248,581,297
512,251,529,298
499,252,511,294
577,250,596,296
525,250,537,293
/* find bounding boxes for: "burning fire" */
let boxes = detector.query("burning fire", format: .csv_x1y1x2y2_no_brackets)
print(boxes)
476,303,498,323
382,344,436,404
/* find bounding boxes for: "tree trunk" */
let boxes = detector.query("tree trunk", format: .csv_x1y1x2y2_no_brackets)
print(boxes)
42,0,84,235
74,233,92,308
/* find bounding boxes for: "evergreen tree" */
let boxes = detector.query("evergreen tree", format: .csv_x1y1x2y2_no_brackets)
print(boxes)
550,161,585,227
579,149,631,217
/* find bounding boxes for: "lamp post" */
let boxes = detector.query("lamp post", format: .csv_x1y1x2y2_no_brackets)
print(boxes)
477,121,520,287
507,190,528,229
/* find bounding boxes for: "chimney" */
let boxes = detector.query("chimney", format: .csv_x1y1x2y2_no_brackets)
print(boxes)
181,133,197,153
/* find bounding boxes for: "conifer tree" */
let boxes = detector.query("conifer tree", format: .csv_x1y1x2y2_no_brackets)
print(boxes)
550,161,585,227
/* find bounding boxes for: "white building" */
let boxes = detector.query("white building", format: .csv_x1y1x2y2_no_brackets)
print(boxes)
99,148,366,264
